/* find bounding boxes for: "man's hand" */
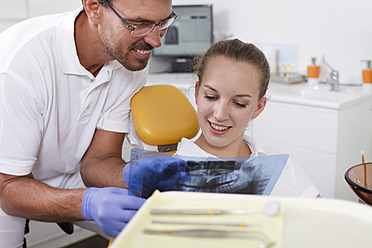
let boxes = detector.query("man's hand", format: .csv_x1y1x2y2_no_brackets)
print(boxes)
81,187,145,238
123,156,188,198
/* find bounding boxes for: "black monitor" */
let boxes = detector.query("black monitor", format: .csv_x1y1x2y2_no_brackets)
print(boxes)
153,5,213,73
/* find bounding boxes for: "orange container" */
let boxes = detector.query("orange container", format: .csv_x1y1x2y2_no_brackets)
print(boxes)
362,60,372,84
362,69,372,84
308,57,320,79
307,65,320,78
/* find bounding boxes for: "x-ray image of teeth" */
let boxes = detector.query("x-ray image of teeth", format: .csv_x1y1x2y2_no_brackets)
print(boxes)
129,148,289,196
179,160,259,194
178,154,289,195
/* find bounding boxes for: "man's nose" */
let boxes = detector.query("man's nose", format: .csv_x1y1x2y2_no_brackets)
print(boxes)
143,26,162,48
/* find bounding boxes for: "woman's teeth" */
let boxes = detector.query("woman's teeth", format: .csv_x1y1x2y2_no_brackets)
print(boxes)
136,49,151,54
211,122,229,131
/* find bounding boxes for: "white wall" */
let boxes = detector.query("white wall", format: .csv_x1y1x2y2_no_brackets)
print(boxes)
173,0,372,84
27,0,81,17
1,0,371,82
0,0,81,32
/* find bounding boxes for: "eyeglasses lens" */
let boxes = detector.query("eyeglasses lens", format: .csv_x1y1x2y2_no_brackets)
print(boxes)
131,16,176,37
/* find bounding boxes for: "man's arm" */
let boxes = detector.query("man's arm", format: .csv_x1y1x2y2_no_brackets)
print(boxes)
80,129,128,188
0,172,145,238
0,173,85,222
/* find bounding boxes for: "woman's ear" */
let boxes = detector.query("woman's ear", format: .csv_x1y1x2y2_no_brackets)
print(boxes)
251,97,267,119
194,81,200,106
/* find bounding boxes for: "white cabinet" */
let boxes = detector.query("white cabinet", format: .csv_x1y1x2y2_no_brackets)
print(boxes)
25,221,96,248
251,102,339,198
251,83,372,201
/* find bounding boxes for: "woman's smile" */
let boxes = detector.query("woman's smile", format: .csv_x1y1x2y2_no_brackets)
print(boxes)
208,121,231,134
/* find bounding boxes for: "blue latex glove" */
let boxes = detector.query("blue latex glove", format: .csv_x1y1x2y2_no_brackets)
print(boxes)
81,187,145,238
123,156,188,198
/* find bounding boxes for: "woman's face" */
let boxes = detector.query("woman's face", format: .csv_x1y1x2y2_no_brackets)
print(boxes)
195,55,266,156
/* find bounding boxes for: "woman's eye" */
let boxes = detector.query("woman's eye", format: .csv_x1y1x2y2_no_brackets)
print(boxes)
205,95,217,101
234,102,247,108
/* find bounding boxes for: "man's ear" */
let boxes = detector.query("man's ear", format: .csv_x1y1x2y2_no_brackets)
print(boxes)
251,97,267,119
84,0,102,24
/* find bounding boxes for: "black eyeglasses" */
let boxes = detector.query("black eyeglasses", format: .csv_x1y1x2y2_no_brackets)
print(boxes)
104,0,177,37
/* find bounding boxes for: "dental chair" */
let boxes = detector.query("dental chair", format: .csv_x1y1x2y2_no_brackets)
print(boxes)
108,84,199,246
129,84,199,154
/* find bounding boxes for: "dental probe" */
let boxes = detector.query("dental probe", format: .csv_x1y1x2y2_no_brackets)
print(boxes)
143,229,275,247
152,219,271,228
150,200,280,217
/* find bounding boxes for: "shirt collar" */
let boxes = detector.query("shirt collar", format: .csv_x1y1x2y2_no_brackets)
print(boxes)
176,137,217,158
56,7,122,78
243,135,268,156
57,6,85,76
177,135,269,158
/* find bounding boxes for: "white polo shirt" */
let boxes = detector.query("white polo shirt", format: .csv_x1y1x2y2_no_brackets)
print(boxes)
176,135,320,198
0,7,148,185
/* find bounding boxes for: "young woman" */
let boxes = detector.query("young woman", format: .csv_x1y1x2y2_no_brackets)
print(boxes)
175,39,320,198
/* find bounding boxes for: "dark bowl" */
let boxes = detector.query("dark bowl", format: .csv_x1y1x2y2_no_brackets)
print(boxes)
345,162,372,206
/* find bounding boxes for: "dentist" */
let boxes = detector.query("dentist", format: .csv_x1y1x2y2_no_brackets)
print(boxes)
0,0,183,246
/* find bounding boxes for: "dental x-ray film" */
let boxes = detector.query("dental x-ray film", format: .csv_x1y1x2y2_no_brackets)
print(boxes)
128,148,288,197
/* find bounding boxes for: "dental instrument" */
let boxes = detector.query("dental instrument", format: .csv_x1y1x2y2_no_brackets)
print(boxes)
152,219,270,228
150,200,280,217
362,150,367,186
143,228,274,248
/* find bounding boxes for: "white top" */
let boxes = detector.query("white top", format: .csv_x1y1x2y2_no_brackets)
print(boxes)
175,135,320,198
0,7,148,185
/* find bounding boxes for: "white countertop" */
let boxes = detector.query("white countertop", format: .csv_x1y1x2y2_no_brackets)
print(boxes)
268,81,372,110
147,73,372,110
147,72,196,89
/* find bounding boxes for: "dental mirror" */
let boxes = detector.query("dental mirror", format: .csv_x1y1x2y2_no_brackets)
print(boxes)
263,200,280,217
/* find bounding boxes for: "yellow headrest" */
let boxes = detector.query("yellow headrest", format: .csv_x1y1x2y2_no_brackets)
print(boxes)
130,84,199,146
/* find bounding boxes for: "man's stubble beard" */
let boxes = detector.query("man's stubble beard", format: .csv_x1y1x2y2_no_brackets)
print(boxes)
107,44,150,71
101,33,152,71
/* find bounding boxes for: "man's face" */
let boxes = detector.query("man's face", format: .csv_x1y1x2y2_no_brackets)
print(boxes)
99,0,172,71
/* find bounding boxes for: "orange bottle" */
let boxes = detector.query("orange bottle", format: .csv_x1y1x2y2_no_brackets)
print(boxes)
362,60,372,84
307,57,320,85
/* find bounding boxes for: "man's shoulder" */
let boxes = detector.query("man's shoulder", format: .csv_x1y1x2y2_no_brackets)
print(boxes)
0,12,75,68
